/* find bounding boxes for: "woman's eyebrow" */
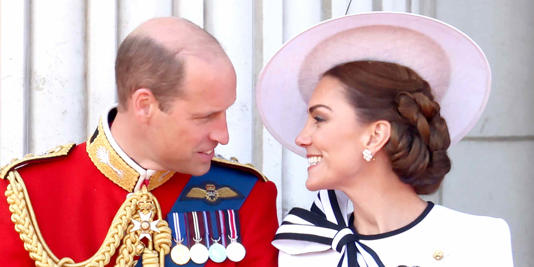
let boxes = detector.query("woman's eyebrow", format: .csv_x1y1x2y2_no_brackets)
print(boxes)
309,104,332,113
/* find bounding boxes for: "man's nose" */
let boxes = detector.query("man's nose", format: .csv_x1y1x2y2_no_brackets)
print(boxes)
211,112,230,145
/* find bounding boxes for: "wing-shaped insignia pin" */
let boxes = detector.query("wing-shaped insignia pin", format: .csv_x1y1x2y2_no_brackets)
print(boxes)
185,187,208,199
184,183,241,204
216,187,239,198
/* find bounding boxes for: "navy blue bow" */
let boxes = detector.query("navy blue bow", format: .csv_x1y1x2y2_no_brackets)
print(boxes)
274,190,384,267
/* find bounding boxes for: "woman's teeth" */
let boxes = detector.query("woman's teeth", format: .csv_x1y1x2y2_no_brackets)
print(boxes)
308,156,322,166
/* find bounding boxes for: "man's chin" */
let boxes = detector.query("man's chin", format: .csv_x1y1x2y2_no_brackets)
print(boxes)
185,162,212,176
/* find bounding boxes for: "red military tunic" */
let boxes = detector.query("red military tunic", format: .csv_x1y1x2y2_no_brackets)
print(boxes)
0,111,278,267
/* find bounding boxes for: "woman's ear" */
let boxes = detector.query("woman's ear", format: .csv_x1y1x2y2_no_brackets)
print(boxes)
365,120,391,153
131,88,157,122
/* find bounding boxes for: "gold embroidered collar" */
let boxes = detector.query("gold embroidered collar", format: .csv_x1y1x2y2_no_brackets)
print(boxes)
86,108,175,192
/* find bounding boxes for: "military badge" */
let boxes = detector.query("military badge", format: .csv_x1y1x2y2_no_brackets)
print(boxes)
183,183,242,204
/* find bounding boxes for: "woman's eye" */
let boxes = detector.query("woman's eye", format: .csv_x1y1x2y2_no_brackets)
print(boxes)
313,115,326,123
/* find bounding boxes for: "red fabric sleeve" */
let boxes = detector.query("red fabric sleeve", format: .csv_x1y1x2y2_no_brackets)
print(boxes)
236,180,279,267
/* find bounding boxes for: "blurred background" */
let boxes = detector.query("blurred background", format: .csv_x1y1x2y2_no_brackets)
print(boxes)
0,0,532,265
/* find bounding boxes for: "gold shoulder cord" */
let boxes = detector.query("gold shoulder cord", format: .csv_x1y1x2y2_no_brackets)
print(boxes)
2,145,172,267
212,157,269,182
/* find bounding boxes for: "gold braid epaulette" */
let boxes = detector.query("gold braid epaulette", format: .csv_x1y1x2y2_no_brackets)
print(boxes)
212,157,269,182
0,143,76,180
2,145,172,266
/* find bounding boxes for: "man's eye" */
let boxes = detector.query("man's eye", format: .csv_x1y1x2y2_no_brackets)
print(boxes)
196,112,221,122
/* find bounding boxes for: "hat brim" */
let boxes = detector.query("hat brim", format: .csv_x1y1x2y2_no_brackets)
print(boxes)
256,12,491,157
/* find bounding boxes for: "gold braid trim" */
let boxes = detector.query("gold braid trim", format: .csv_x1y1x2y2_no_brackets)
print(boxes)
4,170,171,267
212,157,269,182
0,143,75,180
115,214,142,267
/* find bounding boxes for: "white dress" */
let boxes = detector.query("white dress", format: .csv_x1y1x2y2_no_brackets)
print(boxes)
273,190,513,267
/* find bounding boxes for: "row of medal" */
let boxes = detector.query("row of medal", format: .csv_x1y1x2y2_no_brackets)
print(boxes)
169,210,246,265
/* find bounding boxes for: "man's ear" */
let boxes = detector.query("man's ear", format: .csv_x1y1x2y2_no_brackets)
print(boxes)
364,120,391,153
130,88,158,122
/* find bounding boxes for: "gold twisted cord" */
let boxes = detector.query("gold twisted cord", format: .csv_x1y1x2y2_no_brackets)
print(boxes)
153,220,172,266
4,170,171,267
6,173,54,266
115,215,142,267
142,249,159,267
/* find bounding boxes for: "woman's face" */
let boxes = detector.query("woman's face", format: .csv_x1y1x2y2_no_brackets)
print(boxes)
296,75,371,191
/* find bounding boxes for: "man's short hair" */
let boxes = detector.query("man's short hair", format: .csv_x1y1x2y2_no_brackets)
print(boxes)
115,36,184,112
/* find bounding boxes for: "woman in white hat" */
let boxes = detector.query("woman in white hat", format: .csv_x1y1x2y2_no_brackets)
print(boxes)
256,12,513,266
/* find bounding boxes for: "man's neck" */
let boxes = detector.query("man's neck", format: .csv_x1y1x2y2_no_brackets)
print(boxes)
109,110,153,170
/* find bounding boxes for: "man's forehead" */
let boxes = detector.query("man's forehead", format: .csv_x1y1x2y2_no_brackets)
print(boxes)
178,55,235,94
130,17,221,56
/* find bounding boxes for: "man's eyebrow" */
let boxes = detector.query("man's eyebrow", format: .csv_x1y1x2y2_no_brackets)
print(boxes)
308,104,332,113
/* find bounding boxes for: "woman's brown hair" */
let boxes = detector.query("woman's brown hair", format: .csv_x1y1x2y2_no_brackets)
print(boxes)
324,60,451,194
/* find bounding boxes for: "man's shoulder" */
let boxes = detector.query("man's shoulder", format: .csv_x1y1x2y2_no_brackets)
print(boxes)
0,143,77,180
176,156,274,212
210,156,268,182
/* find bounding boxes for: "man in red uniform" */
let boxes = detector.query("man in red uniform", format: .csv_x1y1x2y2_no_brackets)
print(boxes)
0,17,278,267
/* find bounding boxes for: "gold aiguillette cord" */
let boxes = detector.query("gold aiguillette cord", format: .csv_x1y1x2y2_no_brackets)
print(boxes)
4,170,171,267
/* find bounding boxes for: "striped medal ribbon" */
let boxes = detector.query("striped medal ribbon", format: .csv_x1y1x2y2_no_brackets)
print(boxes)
207,211,227,263
190,211,209,264
225,209,246,262
170,212,190,265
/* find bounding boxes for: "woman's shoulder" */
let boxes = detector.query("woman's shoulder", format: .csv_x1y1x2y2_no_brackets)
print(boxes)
423,205,513,265
429,204,510,235
427,205,512,259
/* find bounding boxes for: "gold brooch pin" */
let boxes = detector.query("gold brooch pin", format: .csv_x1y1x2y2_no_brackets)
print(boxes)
433,250,444,261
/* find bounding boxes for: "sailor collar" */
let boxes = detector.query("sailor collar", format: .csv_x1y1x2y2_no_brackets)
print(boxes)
86,107,175,192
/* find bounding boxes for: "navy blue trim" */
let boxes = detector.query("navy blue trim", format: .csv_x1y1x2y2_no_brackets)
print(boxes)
337,253,345,267
358,242,386,267
275,190,390,267
310,203,324,217
335,234,354,252
172,163,257,212
274,233,332,245
107,108,117,126
328,190,346,227
89,128,98,144
350,202,434,240
288,208,339,230
346,241,358,266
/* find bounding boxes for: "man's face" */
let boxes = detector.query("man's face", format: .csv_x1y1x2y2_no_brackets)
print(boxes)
147,56,236,175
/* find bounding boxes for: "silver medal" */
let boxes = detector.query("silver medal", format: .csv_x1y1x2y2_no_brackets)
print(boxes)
170,242,190,265
190,242,209,264
226,239,246,262
170,213,190,265
209,238,227,263
189,211,209,264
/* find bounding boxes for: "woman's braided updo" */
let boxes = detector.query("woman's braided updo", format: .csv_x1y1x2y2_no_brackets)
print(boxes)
324,60,451,194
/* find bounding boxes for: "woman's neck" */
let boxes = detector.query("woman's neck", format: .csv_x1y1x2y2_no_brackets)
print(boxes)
341,164,427,236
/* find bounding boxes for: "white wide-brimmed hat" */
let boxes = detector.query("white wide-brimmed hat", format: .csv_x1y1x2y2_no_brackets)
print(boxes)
256,12,491,157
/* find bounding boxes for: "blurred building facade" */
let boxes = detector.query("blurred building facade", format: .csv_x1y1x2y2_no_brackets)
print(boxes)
0,0,532,265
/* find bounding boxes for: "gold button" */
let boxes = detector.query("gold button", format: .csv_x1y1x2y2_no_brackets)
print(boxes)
141,221,150,230
433,250,444,261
